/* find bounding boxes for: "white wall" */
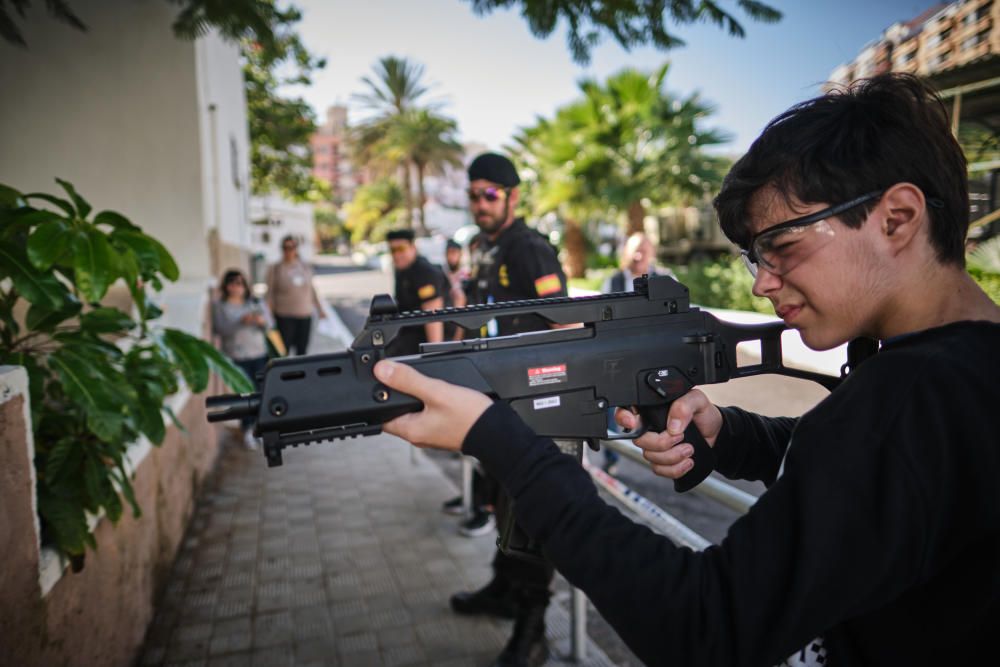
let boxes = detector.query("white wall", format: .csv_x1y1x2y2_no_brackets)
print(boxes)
194,29,252,254
0,0,249,284
249,194,316,264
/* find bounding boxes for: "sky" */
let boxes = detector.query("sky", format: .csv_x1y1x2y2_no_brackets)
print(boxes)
292,0,942,155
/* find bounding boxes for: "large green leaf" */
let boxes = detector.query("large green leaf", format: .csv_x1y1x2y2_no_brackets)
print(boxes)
133,391,166,444
112,230,177,281
160,329,211,390
112,464,142,517
94,210,139,231
49,348,120,417
0,240,67,307
1,208,64,240
72,227,119,303
24,192,75,218
0,183,23,208
27,219,73,270
87,410,124,443
164,328,254,393
37,492,89,557
26,299,82,332
80,307,135,334
45,438,82,483
56,178,92,219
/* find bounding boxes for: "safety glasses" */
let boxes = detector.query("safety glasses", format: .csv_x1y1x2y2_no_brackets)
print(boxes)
467,186,506,203
741,191,883,277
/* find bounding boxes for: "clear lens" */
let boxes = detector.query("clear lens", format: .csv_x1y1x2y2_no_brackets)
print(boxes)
752,218,836,276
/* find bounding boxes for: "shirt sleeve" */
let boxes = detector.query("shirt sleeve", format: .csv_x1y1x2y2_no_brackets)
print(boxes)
462,354,935,666
712,407,797,486
411,262,444,304
211,301,241,337
507,237,567,298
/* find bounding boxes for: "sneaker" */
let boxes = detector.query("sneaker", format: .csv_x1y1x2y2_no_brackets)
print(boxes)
459,511,496,537
490,605,549,667
242,430,258,450
450,579,518,618
441,495,465,515
603,463,619,476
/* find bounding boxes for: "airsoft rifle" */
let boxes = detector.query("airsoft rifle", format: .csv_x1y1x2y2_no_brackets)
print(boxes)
207,275,850,496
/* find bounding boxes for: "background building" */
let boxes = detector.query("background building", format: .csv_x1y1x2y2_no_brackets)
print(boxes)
309,104,364,204
826,0,1000,236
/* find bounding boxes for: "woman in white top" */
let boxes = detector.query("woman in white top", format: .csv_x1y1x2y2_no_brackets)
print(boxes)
212,269,272,449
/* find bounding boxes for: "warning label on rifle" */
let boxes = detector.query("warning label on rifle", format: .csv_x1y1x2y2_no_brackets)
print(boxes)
527,364,567,387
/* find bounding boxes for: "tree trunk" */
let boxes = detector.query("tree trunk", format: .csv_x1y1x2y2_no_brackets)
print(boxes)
627,200,645,235
562,217,587,279
398,163,413,227
416,161,429,237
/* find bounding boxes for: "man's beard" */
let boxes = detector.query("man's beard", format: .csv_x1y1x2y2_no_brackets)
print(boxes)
447,260,460,272
474,201,509,235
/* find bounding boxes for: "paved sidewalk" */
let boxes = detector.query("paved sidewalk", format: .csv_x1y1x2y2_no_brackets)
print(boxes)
138,290,616,666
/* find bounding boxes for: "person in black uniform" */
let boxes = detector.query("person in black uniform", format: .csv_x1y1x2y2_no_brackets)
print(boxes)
385,228,450,356
374,75,1000,666
448,152,568,667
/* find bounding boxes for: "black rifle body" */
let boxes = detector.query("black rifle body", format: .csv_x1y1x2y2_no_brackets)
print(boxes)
208,276,839,493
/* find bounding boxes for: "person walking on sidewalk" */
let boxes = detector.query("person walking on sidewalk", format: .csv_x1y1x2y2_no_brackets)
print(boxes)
211,269,272,450
266,235,324,356
445,152,568,667
374,74,1000,667
385,228,450,356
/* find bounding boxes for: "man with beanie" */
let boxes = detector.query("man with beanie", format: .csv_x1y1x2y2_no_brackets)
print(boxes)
385,228,450,356
448,152,567,667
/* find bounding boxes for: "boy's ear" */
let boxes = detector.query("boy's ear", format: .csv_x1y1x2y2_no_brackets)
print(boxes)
878,183,925,252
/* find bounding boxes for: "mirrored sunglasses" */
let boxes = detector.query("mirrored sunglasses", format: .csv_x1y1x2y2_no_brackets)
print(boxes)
467,186,506,203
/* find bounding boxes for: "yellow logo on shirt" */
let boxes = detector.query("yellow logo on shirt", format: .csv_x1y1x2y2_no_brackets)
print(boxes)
418,284,437,300
534,273,562,296
499,264,510,288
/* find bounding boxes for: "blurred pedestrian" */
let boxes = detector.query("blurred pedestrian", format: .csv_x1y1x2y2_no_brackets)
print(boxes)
266,235,325,356
385,228,450,356
212,269,272,449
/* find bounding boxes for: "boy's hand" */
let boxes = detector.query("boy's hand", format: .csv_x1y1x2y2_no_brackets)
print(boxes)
615,389,723,480
375,360,493,451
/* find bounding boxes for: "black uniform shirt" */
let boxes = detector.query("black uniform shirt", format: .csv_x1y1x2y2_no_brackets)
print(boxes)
469,218,568,335
390,254,449,355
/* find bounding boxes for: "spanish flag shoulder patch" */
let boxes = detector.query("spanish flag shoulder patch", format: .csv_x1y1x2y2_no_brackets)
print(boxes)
534,273,562,296
418,283,437,300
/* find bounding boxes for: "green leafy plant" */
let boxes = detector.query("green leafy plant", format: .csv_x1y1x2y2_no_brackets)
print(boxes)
675,257,773,313
0,180,253,567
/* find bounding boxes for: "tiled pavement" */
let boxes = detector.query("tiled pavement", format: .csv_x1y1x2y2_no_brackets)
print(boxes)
137,414,617,667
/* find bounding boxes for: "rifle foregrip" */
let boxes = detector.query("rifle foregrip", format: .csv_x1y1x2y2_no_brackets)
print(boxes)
637,406,716,493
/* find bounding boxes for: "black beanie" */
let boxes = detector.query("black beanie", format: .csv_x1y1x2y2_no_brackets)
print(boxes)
386,228,415,242
467,152,520,187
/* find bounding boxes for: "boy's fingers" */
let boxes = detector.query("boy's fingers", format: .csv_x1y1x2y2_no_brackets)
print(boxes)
374,360,434,398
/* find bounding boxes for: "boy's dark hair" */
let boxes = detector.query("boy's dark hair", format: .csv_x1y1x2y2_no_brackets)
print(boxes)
714,73,968,266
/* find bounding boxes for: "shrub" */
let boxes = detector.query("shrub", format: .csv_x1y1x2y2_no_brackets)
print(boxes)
0,180,252,567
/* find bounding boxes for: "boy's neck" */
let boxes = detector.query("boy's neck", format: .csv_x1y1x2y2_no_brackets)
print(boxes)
879,264,1000,340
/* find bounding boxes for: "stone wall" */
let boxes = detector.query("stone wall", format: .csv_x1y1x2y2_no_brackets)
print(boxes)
0,366,222,667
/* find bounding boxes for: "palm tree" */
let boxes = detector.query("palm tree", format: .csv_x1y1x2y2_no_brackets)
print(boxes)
389,109,464,235
352,56,439,227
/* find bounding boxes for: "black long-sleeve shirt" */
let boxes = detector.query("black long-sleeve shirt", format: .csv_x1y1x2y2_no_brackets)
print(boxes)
463,321,1000,666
